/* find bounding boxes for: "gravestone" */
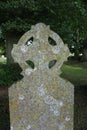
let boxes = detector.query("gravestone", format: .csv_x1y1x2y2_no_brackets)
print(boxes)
9,23,74,130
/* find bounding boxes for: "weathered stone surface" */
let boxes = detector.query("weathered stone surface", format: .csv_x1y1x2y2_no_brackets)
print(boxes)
9,23,74,130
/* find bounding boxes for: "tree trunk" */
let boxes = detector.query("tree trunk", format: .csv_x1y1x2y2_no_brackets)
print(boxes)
6,39,14,64
74,29,80,60
82,48,87,61
74,49,79,60
5,32,22,64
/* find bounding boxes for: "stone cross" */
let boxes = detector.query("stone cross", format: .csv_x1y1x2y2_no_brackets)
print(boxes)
9,23,74,130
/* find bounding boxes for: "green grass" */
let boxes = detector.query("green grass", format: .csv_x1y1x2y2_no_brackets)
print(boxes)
61,62,87,86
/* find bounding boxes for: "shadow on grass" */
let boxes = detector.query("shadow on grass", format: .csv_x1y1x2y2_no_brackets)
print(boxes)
0,88,10,130
74,85,87,130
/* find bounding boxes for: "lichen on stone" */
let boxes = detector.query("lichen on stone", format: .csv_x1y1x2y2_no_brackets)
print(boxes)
9,23,74,130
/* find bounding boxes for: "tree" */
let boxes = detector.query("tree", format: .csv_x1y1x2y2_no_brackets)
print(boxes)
0,0,87,63
80,38,87,61
0,0,46,63
0,38,6,56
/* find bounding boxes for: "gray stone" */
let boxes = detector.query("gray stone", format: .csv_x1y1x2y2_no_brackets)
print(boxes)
9,23,74,130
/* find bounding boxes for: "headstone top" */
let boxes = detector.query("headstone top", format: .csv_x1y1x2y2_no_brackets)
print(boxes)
12,23,69,76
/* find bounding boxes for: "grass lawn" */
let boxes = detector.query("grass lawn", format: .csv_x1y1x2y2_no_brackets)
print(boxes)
60,61,87,129
61,61,87,86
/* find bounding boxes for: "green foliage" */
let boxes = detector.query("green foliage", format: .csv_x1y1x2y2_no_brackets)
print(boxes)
0,0,45,32
0,63,23,87
0,0,43,11
0,0,87,60
0,0,87,33
0,47,5,55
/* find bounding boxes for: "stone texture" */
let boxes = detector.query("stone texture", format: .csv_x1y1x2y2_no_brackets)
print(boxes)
9,23,74,130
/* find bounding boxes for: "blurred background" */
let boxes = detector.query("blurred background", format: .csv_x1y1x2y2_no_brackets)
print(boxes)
0,0,87,130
